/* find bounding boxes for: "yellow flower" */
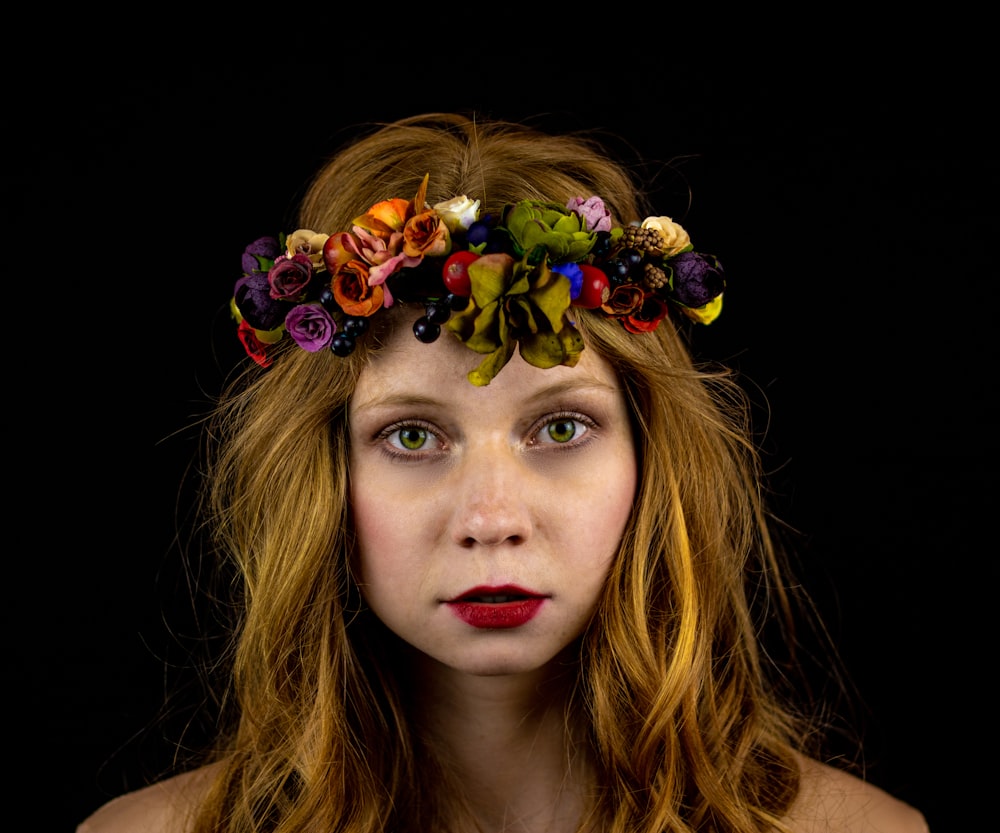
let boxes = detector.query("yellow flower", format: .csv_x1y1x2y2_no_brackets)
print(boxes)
640,216,691,257
285,229,330,268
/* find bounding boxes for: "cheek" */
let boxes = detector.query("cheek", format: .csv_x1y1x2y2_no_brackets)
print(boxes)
348,478,388,587
349,474,436,594
564,456,637,571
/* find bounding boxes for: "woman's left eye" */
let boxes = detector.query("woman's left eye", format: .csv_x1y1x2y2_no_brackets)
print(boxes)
534,416,591,445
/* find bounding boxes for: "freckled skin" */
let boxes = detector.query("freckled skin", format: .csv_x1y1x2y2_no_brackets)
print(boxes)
348,324,637,680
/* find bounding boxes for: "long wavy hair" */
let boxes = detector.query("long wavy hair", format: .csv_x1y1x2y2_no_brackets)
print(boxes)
189,113,825,832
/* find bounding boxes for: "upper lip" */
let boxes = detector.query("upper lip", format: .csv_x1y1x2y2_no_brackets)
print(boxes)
448,584,546,603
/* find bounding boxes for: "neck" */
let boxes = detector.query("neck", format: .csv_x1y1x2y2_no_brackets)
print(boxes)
407,651,593,833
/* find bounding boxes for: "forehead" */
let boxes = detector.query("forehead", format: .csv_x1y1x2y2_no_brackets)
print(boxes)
349,311,624,411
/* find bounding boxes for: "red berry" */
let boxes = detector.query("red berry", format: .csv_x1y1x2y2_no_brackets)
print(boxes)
442,250,479,296
573,264,610,308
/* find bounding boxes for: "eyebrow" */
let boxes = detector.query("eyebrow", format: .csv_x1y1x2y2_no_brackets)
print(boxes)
351,377,621,416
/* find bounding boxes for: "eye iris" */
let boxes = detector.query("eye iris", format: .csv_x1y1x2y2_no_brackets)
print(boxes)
547,419,577,443
398,428,427,450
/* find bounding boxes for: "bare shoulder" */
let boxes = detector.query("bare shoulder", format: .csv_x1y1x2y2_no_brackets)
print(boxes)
76,764,219,833
784,755,930,833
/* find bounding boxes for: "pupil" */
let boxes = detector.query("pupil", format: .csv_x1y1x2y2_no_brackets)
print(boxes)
399,428,426,450
547,419,576,443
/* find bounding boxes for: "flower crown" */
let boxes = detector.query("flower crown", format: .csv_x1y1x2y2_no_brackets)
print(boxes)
232,175,724,386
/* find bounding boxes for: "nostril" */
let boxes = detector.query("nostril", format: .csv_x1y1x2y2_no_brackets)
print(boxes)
459,532,525,548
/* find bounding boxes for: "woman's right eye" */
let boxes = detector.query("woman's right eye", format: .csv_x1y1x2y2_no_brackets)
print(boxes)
382,422,442,454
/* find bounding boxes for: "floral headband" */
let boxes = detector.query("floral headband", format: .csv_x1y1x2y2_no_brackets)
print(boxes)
232,175,724,386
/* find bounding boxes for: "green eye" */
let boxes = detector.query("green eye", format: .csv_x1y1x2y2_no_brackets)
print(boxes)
546,419,578,444
396,427,428,450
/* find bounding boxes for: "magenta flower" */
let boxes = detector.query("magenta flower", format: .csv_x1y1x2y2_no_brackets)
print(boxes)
284,303,336,352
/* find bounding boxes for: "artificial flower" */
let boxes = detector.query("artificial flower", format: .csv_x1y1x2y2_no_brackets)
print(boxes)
678,294,723,325
237,319,273,368
268,253,313,300
551,262,584,300
403,209,451,258
241,236,281,276
285,303,336,352
623,294,670,333
234,269,292,331
670,251,725,309
503,200,597,263
566,196,612,232
640,216,691,257
332,262,385,317
354,197,412,238
230,178,725,379
446,254,583,385
601,284,645,318
285,229,329,267
433,195,481,232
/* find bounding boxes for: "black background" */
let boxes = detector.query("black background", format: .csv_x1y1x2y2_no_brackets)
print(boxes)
11,43,995,833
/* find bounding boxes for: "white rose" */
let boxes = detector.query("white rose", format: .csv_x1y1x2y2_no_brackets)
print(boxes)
433,195,481,233
640,216,691,256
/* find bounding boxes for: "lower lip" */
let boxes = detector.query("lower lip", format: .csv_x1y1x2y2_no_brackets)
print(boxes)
447,599,545,629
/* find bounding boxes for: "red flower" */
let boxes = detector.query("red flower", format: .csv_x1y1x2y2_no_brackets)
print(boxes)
237,319,273,367
623,294,669,333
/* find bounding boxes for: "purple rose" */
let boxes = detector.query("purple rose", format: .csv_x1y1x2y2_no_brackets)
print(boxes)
285,303,336,352
242,236,281,276
234,271,291,331
670,252,724,307
268,253,313,300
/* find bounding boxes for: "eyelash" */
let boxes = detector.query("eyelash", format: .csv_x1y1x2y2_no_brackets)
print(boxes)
376,412,597,459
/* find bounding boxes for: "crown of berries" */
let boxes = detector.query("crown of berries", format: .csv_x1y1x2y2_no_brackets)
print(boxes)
232,174,724,386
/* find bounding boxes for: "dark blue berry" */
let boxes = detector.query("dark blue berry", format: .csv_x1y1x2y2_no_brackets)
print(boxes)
318,286,337,310
604,258,631,284
343,317,369,336
467,220,491,247
622,247,643,271
591,230,612,259
446,292,470,311
412,317,441,343
424,301,451,324
331,334,356,356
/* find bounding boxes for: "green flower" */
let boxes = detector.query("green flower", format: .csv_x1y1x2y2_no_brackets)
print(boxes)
502,200,597,264
445,252,585,386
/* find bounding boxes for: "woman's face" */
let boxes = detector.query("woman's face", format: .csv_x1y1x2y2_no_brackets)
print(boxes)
348,317,637,678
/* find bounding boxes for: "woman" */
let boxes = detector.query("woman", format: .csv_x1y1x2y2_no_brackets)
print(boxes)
78,113,928,832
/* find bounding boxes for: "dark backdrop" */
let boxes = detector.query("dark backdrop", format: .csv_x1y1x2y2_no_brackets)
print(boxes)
12,47,994,833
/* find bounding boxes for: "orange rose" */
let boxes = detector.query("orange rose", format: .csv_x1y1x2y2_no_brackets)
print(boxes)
403,209,451,258
332,262,385,317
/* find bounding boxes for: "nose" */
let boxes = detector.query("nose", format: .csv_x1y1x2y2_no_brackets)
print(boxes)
448,446,533,549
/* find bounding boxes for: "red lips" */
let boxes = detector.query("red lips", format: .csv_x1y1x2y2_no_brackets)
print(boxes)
445,585,547,629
